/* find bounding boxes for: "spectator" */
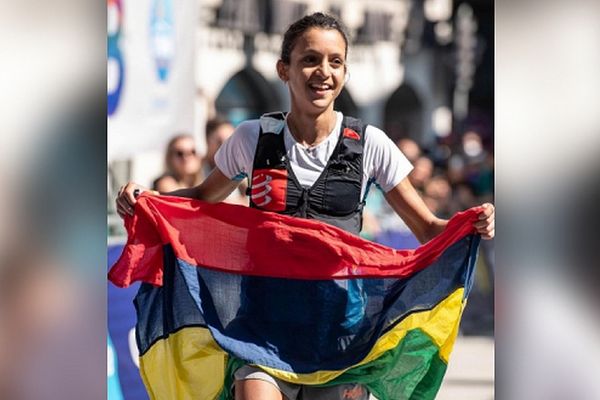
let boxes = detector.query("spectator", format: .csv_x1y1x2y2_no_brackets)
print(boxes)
153,134,203,192
396,138,421,164
449,182,478,214
409,156,434,191
424,175,452,218
203,117,235,177
203,117,248,206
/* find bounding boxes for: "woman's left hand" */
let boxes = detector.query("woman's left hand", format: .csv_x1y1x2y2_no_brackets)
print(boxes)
474,203,495,239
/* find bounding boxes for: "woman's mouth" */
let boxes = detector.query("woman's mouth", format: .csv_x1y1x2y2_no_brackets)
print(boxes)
308,83,333,96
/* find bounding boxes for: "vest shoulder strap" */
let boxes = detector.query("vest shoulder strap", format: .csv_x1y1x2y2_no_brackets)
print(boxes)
253,112,286,170
341,115,367,145
259,112,286,135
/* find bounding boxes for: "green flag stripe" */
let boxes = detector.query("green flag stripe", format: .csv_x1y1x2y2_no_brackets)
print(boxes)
221,328,447,400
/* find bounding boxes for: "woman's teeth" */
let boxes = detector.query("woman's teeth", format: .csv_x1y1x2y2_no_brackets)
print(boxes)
310,83,331,90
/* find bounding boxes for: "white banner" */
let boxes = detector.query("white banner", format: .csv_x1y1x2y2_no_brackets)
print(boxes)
108,0,197,161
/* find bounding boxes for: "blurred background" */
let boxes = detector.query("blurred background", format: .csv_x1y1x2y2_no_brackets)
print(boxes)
107,0,494,398
0,0,599,399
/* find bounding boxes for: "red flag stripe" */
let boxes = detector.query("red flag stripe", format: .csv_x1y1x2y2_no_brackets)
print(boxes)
108,195,480,287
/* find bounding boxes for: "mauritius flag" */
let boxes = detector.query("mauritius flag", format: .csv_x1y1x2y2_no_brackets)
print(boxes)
108,194,481,400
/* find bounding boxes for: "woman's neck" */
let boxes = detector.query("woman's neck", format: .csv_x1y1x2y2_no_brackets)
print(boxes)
286,108,337,147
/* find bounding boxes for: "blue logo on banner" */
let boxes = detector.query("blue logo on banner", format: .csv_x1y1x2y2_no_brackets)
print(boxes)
150,0,176,82
108,0,124,116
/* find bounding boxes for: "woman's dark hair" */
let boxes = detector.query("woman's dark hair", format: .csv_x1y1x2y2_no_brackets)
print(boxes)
280,12,349,64
205,115,232,140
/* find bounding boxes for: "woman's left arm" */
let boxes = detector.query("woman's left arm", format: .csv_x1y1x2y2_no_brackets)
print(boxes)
383,177,495,244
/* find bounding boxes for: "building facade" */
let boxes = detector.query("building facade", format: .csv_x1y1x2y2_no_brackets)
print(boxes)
196,0,469,146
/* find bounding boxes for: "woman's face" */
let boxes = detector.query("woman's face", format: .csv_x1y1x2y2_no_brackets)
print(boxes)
278,28,346,114
169,137,200,177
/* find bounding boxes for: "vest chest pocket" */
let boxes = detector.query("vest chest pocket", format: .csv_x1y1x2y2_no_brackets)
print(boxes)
250,168,288,212
321,161,362,216
319,133,363,216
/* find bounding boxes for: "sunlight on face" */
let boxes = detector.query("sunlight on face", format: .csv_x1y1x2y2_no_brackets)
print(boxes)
282,28,347,114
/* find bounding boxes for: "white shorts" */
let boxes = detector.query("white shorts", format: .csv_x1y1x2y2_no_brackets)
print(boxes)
233,365,370,400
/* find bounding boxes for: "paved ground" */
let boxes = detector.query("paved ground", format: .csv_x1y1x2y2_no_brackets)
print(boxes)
436,336,494,400
370,336,494,399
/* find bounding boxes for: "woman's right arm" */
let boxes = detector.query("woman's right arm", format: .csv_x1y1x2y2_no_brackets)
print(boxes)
115,168,240,219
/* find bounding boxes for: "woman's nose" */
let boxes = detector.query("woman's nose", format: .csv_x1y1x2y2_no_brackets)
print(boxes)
315,61,331,78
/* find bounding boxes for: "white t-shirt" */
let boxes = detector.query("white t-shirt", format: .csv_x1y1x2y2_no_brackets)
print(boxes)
215,111,413,199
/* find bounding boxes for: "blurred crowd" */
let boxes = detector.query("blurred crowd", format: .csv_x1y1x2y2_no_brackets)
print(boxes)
363,126,496,336
363,128,494,241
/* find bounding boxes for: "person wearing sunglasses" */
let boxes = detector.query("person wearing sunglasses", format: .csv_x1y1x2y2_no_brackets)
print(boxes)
152,133,203,193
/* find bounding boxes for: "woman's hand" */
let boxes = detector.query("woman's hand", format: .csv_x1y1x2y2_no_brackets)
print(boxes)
115,182,158,219
474,203,495,239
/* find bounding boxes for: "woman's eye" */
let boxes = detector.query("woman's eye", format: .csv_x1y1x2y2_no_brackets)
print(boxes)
303,56,317,63
331,59,344,67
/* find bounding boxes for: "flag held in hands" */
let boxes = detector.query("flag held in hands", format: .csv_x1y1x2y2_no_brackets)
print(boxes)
108,195,481,400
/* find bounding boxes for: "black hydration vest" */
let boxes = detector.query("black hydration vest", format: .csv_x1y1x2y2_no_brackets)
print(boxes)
248,112,366,235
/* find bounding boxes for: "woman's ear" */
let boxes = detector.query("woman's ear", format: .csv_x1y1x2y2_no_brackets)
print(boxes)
276,60,288,83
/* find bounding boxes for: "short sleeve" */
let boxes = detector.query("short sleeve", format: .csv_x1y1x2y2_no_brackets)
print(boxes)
363,125,413,193
214,120,259,180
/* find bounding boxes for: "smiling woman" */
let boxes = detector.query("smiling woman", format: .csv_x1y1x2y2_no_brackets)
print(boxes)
115,11,495,400
277,28,347,130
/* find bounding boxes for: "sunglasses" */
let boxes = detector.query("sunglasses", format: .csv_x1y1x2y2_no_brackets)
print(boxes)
173,149,196,158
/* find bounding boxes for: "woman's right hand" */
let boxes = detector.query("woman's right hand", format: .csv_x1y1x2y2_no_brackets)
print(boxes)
116,182,156,219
